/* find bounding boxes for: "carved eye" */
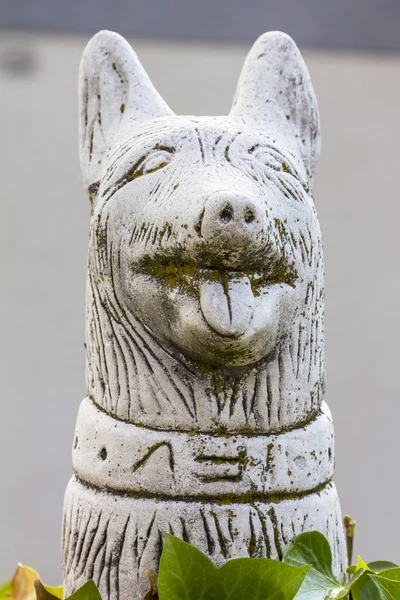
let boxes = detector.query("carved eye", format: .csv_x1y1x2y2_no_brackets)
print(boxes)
251,148,282,171
141,150,173,175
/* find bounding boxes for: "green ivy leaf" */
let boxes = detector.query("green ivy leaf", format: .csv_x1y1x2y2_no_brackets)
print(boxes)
0,581,11,600
368,562,399,573
348,560,399,577
369,568,400,600
349,558,400,600
42,588,62,600
349,560,373,600
353,579,381,600
63,581,102,600
283,531,364,600
283,532,337,582
158,534,310,600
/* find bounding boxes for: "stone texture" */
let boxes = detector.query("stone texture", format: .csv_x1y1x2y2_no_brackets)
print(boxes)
72,398,335,498
63,28,347,600
63,480,345,598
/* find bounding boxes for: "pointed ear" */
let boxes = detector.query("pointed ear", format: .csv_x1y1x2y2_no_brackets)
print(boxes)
230,32,320,183
79,30,174,192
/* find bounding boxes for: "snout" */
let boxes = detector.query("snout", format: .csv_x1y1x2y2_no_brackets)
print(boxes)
200,191,265,244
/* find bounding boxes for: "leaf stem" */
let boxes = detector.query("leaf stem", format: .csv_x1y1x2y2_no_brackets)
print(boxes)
343,515,356,566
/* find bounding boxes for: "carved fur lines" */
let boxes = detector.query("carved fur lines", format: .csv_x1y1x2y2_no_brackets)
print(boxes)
85,123,324,433
85,219,323,432
86,296,322,432
86,308,323,434
72,29,345,600
63,478,347,600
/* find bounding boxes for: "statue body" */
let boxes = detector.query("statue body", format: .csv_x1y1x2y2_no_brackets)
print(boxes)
62,29,347,600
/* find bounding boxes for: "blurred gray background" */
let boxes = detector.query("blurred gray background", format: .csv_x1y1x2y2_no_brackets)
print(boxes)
1,0,400,583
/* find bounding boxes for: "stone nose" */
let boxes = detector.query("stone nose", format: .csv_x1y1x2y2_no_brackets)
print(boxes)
200,192,263,240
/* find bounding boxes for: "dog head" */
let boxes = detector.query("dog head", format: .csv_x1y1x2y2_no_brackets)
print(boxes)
80,31,322,371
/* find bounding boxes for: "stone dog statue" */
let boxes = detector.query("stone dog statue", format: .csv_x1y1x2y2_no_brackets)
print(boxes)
62,29,347,600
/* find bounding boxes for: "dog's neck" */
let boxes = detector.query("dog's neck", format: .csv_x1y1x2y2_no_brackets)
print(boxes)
85,271,324,434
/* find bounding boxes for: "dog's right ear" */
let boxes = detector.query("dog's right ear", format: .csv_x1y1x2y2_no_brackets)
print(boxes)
79,30,174,194
230,32,320,184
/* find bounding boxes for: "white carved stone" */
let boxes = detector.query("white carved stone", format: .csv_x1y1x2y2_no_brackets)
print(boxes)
62,29,347,600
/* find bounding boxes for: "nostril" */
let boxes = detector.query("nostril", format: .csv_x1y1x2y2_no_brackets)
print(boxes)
244,207,256,224
219,204,234,223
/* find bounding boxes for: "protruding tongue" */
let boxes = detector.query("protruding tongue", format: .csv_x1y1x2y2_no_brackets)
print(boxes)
200,276,254,338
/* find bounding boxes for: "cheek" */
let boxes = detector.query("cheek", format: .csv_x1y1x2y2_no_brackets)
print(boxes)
279,283,306,328
118,272,177,338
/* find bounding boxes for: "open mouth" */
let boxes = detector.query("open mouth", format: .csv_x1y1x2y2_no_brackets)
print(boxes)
133,257,297,338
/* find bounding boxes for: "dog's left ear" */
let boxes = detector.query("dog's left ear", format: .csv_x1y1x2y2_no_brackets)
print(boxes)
79,30,174,193
230,32,320,183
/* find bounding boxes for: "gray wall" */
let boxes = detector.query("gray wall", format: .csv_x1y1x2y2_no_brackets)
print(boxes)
1,30,400,581
2,0,400,52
